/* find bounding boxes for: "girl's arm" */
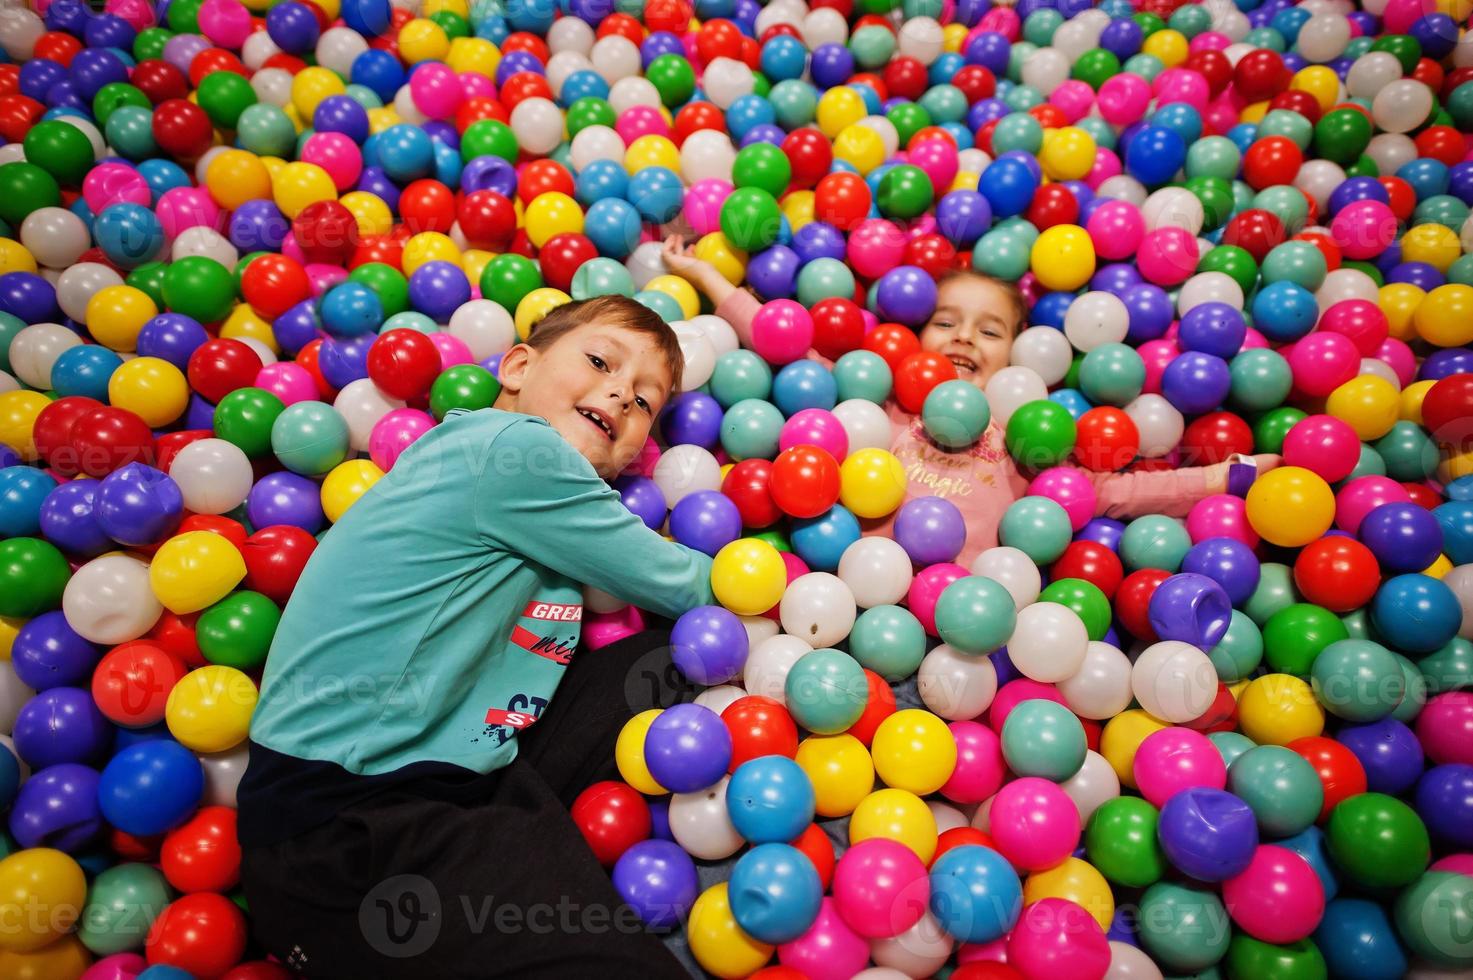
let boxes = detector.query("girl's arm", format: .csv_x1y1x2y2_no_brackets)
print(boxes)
1087,454,1282,519
661,235,763,347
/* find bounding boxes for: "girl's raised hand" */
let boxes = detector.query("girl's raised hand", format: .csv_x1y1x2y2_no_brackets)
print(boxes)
661,234,708,278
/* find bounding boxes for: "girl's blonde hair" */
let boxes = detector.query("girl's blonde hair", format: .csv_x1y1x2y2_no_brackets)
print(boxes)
936,268,1029,337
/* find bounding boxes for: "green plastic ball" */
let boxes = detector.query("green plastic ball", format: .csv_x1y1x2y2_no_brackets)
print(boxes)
709,350,774,407
1419,637,1473,695
461,119,519,163
796,257,857,307
270,401,351,477
1263,603,1348,677
1078,343,1146,407
833,351,892,405
1198,244,1259,296
0,537,71,617
197,72,258,130
1229,348,1293,413
162,257,236,324
784,648,869,735
1119,514,1192,573
1184,175,1236,231
885,104,931,148
646,54,695,107
1254,406,1307,454
1038,578,1111,641
848,605,927,681
720,398,785,461
1224,935,1328,980
1326,792,1430,889
1228,745,1324,838
1210,730,1257,768
126,262,169,309
1209,610,1264,682
1313,108,1372,166
921,379,989,449
214,388,287,459
429,365,500,420
849,24,896,69
0,162,61,227
197,591,282,672
720,187,782,252
480,254,543,314
1309,639,1404,722
1001,698,1086,781
933,576,1016,656
77,862,172,957
1244,562,1298,626
876,165,933,220
22,121,95,187
236,104,297,158
1072,49,1121,89
732,142,793,199
972,228,1031,281
349,263,409,317
134,27,173,63
1186,135,1243,180
566,97,616,136
1373,421,1438,481
1085,797,1166,888
1005,400,1076,468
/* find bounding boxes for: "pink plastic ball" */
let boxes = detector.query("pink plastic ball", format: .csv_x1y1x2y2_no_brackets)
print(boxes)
1138,338,1180,395
1203,94,1243,136
906,562,969,635
80,953,146,980
988,678,1067,732
1283,414,1362,483
847,219,908,280
1319,299,1389,355
1187,494,1259,547
1027,467,1097,531
751,299,816,366
583,605,644,650
1417,692,1473,766
1049,80,1095,123
779,409,849,462
156,187,223,240
683,179,734,237
909,139,959,196
941,720,1006,805
369,408,436,471
106,0,156,32
197,0,252,48
977,6,1019,38
1375,337,1417,387
1084,148,1123,190
1153,68,1210,112
906,213,938,240
255,363,319,406
989,778,1081,871
1430,854,1473,876
1190,31,1231,52
1085,200,1145,261
623,438,661,478
1330,200,1398,260
1334,476,1413,534
1137,228,1200,286
1096,74,1151,126
1222,845,1326,943
1289,333,1360,397
831,838,929,939
1241,326,1270,350
83,162,152,213
615,105,669,144
778,897,870,980
1383,0,1427,34
300,132,364,192
305,263,348,295
409,63,465,120
1006,898,1110,980
430,332,474,370
1133,727,1227,807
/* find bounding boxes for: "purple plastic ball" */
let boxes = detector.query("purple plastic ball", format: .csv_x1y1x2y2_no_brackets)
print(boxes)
1336,717,1425,795
894,495,966,565
791,222,846,264
661,392,724,449
1161,351,1231,415
11,611,103,692
8,763,103,852
1181,537,1261,606
1158,787,1259,881
671,605,749,686
643,703,732,793
94,463,184,546
1147,572,1233,648
611,839,700,928
875,265,938,328
12,687,113,769
1357,502,1444,573
615,475,668,531
38,479,111,557
1414,764,1473,848
668,491,743,557
247,471,326,534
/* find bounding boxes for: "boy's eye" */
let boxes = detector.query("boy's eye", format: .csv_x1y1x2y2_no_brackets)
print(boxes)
587,354,607,371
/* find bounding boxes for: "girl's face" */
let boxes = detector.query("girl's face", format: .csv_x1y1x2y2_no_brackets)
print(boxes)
918,277,1021,391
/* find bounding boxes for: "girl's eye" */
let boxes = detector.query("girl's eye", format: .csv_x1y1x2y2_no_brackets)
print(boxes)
587,354,607,371
931,320,953,330
635,396,651,413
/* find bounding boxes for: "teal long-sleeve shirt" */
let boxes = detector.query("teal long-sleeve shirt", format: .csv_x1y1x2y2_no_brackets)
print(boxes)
249,409,714,778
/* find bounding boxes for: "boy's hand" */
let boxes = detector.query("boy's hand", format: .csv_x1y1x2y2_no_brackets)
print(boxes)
662,234,715,280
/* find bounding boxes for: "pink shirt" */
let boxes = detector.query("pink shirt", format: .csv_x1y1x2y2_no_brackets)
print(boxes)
715,291,1216,566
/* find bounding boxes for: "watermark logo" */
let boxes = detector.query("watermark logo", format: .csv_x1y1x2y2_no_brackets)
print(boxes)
360,874,442,959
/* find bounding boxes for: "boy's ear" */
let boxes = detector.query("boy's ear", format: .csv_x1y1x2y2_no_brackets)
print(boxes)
496,343,536,394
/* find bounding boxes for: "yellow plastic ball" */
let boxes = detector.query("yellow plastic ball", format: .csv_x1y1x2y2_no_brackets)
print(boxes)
687,884,773,979
781,189,815,231
1290,66,1340,113
1022,857,1115,932
272,161,337,219
398,18,450,63
1238,673,1325,745
107,356,189,428
1245,466,1335,547
367,106,402,135
219,307,278,356
0,391,52,462
1414,283,1473,347
339,191,394,237
711,538,787,616
1378,282,1424,341
462,249,494,286
1447,446,1473,481
794,733,875,818
870,709,957,796
0,615,22,660
205,150,272,210
150,531,247,614
524,192,584,249
950,171,982,193
615,709,668,795
258,156,287,181
1099,708,1169,788
423,0,468,16
817,86,866,139
848,788,938,864
312,0,341,16
0,238,37,275
85,285,158,352
1141,28,1187,67
1326,374,1398,441
833,123,886,175
840,448,907,519
645,275,700,320
942,22,969,53
1238,100,1271,125
290,66,346,122
1422,553,1453,579
164,664,258,753
446,36,500,76
401,232,463,277
514,287,573,340
624,134,680,174
1399,379,1436,424
0,934,92,980
322,459,385,523
1039,126,1097,181
1401,223,1461,272
1031,224,1096,292
0,849,86,953
693,232,748,286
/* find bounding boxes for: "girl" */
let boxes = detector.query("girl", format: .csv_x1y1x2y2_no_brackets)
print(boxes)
662,235,1279,566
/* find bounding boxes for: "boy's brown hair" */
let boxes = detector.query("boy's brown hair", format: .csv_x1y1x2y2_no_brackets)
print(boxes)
937,268,1029,337
526,296,685,392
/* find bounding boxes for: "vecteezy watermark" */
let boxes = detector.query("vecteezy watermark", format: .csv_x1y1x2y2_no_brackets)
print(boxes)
358,876,653,960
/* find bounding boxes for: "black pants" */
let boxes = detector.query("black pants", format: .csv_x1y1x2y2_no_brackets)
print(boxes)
241,629,698,980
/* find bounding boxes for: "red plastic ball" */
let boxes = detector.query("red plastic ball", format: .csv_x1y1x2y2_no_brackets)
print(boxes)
178,514,248,552
369,329,444,401
1379,176,1417,222
862,322,921,373
291,199,358,266
240,253,311,320
696,19,744,63
188,48,248,87
903,234,957,279
644,0,693,33
1050,540,1124,600
112,828,161,863
1181,411,1254,465
33,32,82,66
457,190,516,251
954,963,1025,980
1287,736,1368,821
1403,482,1442,509
146,893,248,977
953,65,997,103
1292,536,1380,613
1268,89,1322,123
516,159,574,206
674,101,726,145
151,98,214,160
68,406,156,477
0,95,41,144
769,444,841,518
1186,49,1232,97
1220,208,1287,262
1115,568,1170,641
131,60,190,104
933,827,996,866
349,233,406,270
1025,183,1079,230
814,171,872,231
455,95,508,132
1243,135,1304,190
791,823,836,890
721,458,782,528
91,642,188,727
569,780,652,868
1414,125,1464,167
293,338,339,400
538,233,599,292
894,351,958,414
1074,406,1140,472
1421,373,1473,451
844,668,897,747
146,611,204,669
1233,49,1291,102
161,806,242,893
499,70,553,111
222,964,294,980
781,128,833,189
1028,103,1068,130
33,396,102,476
398,179,457,234
188,338,264,404
1294,228,1342,272
721,695,799,770
810,297,866,361
1183,682,1239,733
241,525,318,604
882,57,929,101
500,30,549,63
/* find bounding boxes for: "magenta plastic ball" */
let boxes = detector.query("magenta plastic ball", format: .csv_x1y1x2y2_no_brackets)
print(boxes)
778,896,870,980
368,408,436,471
1027,467,1097,531
1335,476,1413,534
1417,692,1473,766
941,720,1007,805
1006,898,1110,979
779,409,849,461
1187,494,1259,547
831,837,929,939
988,777,1081,871
1222,844,1326,943
1133,727,1228,807
906,561,969,635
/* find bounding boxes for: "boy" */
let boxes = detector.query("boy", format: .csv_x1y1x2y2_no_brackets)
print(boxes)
239,296,711,979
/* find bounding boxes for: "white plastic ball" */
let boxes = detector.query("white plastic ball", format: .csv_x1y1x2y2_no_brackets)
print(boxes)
984,366,1048,430
1176,272,1245,315
241,30,282,70
969,546,1042,610
694,685,747,716
802,7,849,49
1058,641,1135,720
1372,79,1434,134
608,77,661,114
510,97,564,156
20,208,89,269
1060,750,1121,823
1020,47,1070,95
1011,326,1074,386
1365,133,1417,176
680,129,738,184
334,377,406,453
1293,160,1347,214
626,241,668,290
316,26,368,77
896,17,944,64
668,776,745,860
652,444,722,507
1094,175,1148,206
171,226,239,267
547,17,595,56
672,322,716,392
570,125,626,171
0,661,34,737
688,314,739,358
1346,51,1404,99
545,51,595,98
448,300,515,361
857,116,900,160
198,743,249,808
740,614,781,650
57,263,124,324
168,438,255,515
1064,291,1131,352
743,634,812,704
250,67,293,108
591,35,642,85
1125,394,1185,458
1132,640,1218,723
62,554,163,645
9,323,81,391
1009,602,1091,683
838,537,914,608
1297,13,1351,62
779,573,857,649
917,644,998,721
1142,187,1205,235
702,58,756,111
831,398,893,452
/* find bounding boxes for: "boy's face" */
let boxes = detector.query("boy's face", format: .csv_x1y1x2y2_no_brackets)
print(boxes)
918,277,1019,392
497,323,673,479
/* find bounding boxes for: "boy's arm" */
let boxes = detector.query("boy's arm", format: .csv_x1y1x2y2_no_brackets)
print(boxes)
477,422,715,618
1085,454,1281,519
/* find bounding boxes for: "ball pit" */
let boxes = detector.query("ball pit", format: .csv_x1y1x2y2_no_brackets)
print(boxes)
0,0,1469,976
